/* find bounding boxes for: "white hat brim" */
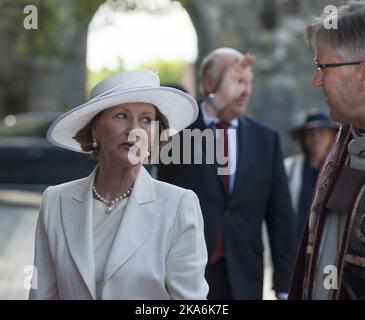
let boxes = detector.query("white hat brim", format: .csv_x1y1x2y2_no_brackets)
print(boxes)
47,86,198,153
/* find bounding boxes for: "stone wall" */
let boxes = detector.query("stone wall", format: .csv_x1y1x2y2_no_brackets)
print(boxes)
0,0,95,116
188,0,344,155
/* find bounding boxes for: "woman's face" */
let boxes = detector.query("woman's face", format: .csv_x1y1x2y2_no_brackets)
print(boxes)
93,102,156,166
303,127,336,160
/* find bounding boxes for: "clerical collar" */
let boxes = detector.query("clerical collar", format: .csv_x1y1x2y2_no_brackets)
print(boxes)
348,125,365,156
351,126,365,137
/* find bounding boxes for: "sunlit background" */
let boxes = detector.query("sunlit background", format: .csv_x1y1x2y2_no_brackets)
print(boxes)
87,2,198,95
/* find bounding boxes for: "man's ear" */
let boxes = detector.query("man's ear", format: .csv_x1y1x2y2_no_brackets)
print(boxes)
358,62,365,92
202,75,216,94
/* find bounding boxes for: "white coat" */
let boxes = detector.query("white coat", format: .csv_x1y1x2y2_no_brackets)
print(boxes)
284,153,305,214
29,166,209,299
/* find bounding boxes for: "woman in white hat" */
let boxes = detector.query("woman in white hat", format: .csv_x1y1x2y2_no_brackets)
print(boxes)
29,70,209,300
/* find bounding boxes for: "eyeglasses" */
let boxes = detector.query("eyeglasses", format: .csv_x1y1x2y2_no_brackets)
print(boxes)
314,58,362,72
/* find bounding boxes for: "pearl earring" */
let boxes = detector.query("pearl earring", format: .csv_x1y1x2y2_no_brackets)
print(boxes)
92,137,98,148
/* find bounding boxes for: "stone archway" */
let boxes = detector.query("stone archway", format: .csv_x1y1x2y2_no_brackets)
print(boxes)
87,1,199,97
0,0,345,155
0,0,208,116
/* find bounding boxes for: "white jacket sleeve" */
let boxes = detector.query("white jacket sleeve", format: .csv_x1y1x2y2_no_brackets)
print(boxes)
165,190,209,299
29,188,59,300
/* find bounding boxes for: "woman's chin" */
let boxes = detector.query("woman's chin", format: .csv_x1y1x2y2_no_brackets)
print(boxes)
107,148,135,166
125,150,147,165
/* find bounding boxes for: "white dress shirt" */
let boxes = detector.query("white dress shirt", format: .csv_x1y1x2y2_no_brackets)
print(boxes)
201,102,238,192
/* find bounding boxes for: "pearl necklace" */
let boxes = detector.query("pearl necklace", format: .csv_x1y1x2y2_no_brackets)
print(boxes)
92,185,133,213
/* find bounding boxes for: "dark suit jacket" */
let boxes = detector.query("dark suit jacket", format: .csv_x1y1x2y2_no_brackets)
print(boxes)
157,109,295,299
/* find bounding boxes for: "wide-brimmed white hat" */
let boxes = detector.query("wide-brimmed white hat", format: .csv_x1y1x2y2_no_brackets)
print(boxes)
47,70,199,153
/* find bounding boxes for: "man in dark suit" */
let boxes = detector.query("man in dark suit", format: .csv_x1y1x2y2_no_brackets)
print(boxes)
157,47,295,299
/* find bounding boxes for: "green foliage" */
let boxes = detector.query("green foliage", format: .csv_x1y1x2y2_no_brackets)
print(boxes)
104,0,177,14
87,58,188,94
177,0,190,9
86,59,125,94
136,59,188,85
71,0,105,26
8,0,181,57
5,0,62,56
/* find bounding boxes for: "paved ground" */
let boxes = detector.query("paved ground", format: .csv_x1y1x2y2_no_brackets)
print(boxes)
0,188,276,300
0,203,38,299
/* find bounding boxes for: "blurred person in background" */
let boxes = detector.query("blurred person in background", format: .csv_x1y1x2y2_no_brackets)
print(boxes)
285,109,338,251
158,47,295,300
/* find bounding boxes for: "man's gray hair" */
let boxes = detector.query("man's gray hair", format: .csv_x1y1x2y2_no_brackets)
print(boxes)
305,0,365,60
199,48,244,95
199,51,220,84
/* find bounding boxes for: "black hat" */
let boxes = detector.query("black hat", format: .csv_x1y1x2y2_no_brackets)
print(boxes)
290,109,339,139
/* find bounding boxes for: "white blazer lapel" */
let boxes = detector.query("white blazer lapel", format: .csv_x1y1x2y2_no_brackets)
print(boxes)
60,167,97,299
103,166,161,283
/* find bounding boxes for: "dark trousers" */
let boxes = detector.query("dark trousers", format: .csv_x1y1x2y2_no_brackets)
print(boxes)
205,258,233,300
